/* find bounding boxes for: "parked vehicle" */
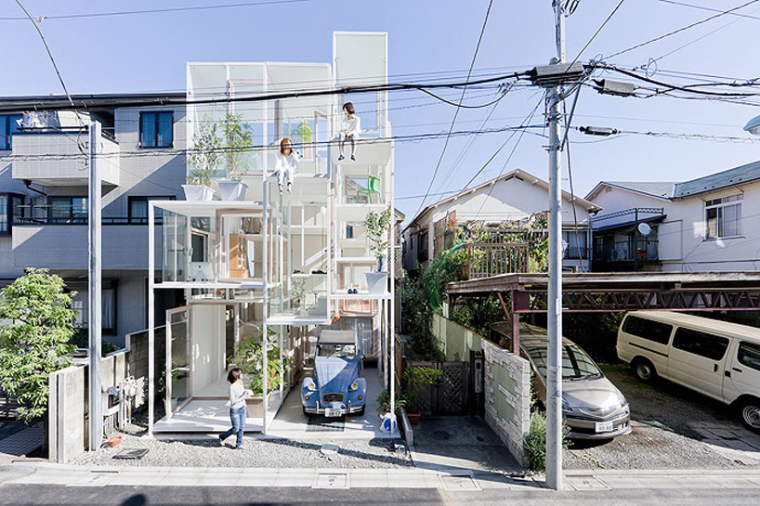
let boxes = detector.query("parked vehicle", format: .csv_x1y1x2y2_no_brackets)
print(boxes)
490,322,631,440
618,311,760,431
301,330,366,417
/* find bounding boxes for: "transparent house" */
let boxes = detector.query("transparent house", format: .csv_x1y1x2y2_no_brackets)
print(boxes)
147,32,396,435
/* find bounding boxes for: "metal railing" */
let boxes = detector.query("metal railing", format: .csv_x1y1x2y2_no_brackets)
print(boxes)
14,216,163,225
593,238,659,262
463,242,530,280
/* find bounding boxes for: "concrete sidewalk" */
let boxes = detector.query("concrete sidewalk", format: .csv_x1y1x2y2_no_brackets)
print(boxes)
4,463,760,492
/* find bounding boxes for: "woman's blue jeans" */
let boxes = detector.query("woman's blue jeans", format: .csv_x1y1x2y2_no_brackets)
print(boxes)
220,405,246,447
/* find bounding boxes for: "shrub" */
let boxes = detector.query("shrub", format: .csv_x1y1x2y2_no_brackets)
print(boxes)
524,410,570,472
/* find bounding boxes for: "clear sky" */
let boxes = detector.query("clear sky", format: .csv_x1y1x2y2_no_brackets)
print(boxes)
3,0,759,223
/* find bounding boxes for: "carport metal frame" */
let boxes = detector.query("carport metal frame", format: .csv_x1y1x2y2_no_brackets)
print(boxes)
447,272,760,355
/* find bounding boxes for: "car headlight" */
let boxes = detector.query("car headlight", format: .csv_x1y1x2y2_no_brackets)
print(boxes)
562,397,573,413
616,391,628,408
307,382,317,392
349,382,359,392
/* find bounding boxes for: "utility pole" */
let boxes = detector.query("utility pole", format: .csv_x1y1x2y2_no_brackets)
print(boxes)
546,0,566,491
88,120,103,450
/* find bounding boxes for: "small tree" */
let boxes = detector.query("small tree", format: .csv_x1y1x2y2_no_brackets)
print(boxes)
365,209,392,272
0,269,76,424
186,114,223,187
220,113,254,179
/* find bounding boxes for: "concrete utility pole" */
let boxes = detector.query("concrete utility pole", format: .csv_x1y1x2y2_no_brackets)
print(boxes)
88,120,103,450
546,0,566,491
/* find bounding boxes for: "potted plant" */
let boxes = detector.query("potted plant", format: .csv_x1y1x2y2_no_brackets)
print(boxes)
291,120,314,160
216,113,253,201
402,367,443,425
184,114,221,201
364,208,392,294
231,327,290,418
377,388,406,415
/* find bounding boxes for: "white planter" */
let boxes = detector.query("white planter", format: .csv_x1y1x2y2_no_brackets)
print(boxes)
182,184,214,202
365,272,388,294
217,179,248,201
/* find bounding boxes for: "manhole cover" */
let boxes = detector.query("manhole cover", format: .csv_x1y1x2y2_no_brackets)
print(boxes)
432,430,451,441
442,475,480,491
314,473,348,489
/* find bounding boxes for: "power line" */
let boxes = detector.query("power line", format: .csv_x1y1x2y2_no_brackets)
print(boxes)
413,0,495,220
0,0,312,22
606,0,760,59
657,0,760,21
568,0,626,68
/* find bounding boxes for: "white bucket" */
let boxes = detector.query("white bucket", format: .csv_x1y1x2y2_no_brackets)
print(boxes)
182,184,215,202
217,179,248,201
365,272,388,294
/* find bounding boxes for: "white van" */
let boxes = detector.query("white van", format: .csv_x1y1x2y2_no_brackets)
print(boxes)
617,311,760,431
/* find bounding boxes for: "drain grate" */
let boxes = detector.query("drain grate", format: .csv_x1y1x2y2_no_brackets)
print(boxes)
306,415,345,432
442,475,480,491
314,473,348,489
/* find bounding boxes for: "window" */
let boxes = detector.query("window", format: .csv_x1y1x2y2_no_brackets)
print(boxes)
623,316,673,345
0,114,22,150
48,197,88,223
418,231,428,261
738,342,760,372
140,112,173,148
562,230,588,259
69,283,117,334
128,196,175,224
525,344,603,380
706,194,742,239
673,328,729,360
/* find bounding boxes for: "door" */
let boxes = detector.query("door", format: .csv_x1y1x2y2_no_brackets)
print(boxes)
668,327,729,401
166,306,192,418
724,340,760,404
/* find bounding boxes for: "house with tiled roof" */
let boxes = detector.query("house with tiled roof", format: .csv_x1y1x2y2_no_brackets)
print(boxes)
585,160,760,272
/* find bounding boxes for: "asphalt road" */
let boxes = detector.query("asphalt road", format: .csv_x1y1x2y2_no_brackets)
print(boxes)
0,484,759,506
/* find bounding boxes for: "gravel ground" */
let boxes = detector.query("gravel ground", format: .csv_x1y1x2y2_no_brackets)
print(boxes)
70,422,411,469
564,364,760,471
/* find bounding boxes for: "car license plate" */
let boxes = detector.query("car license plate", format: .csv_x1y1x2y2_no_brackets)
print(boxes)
595,421,614,433
325,408,342,418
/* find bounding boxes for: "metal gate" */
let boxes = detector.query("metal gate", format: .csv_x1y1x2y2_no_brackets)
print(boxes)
407,361,469,415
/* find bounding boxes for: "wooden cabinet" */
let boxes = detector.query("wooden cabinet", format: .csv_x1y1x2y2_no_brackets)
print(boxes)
228,233,250,278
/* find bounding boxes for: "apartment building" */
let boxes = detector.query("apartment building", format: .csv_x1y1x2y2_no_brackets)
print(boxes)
586,160,760,272
0,94,187,346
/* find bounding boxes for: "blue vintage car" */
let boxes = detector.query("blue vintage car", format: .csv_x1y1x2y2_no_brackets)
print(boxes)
301,330,366,417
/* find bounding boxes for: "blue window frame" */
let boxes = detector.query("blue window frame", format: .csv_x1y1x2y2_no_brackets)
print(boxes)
140,112,173,148
0,114,23,150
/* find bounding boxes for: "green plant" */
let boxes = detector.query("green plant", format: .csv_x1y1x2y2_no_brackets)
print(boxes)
0,269,77,424
186,114,222,187
376,388,406,414
402,367,443,413
523,410,570,472
291,120,314,144
232,327,290,397
220,113,254,178
364,209,392,271
398,272,444,361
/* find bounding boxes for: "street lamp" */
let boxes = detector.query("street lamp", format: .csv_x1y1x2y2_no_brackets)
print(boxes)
743,115,760,136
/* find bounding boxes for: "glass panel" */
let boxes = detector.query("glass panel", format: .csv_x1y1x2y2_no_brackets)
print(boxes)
0,195,7,233
163,210,189,282
157,112,173,147
168,309,191,413
738,342,760,372
623,316,673,345
130,199,148,222
72,197,88,224
141,113,156,148
0,117,7,150
673,328,729,360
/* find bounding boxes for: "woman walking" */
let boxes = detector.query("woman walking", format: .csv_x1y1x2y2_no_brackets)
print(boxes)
219,367,251,449
338,102,360,161
275,137,300,194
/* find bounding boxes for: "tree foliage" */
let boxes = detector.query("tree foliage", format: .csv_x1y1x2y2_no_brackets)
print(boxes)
0,269,76,423
186,114,222,187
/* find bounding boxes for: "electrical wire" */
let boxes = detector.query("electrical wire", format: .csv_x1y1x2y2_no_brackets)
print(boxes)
412,0,495,219
0,0,312,22
568,0,626,68
606,0,760,59
656,0,760,21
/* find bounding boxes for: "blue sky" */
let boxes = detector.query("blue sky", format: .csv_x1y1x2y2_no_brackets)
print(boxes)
3,0,760,222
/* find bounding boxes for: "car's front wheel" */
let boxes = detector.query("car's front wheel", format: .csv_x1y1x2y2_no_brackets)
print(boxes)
632,358,657,383
739,398,760,432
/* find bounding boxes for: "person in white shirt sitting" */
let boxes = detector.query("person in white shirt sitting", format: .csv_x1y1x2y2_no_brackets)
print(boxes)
275,137,300,194
338,102,361,162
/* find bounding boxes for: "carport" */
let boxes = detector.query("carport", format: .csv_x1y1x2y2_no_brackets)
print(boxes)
447,271,760,354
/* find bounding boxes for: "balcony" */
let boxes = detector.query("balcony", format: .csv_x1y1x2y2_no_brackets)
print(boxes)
461,242,530,280
11,219,161,270
592,238,660,271
11,129,120,187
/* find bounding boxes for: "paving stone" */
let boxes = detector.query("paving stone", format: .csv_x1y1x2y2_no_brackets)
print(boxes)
0,423,42,457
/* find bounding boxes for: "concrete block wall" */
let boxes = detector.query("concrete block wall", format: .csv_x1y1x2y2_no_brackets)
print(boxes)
430,312,531,467
481,339,531,468
126,326,166,409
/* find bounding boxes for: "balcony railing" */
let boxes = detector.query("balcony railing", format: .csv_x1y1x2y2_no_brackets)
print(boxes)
593,238,659,262
14,216,162,225
462,242,530,280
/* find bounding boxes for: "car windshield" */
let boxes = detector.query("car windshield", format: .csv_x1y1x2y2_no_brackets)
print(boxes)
318,343,356,359
525,343,603,380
